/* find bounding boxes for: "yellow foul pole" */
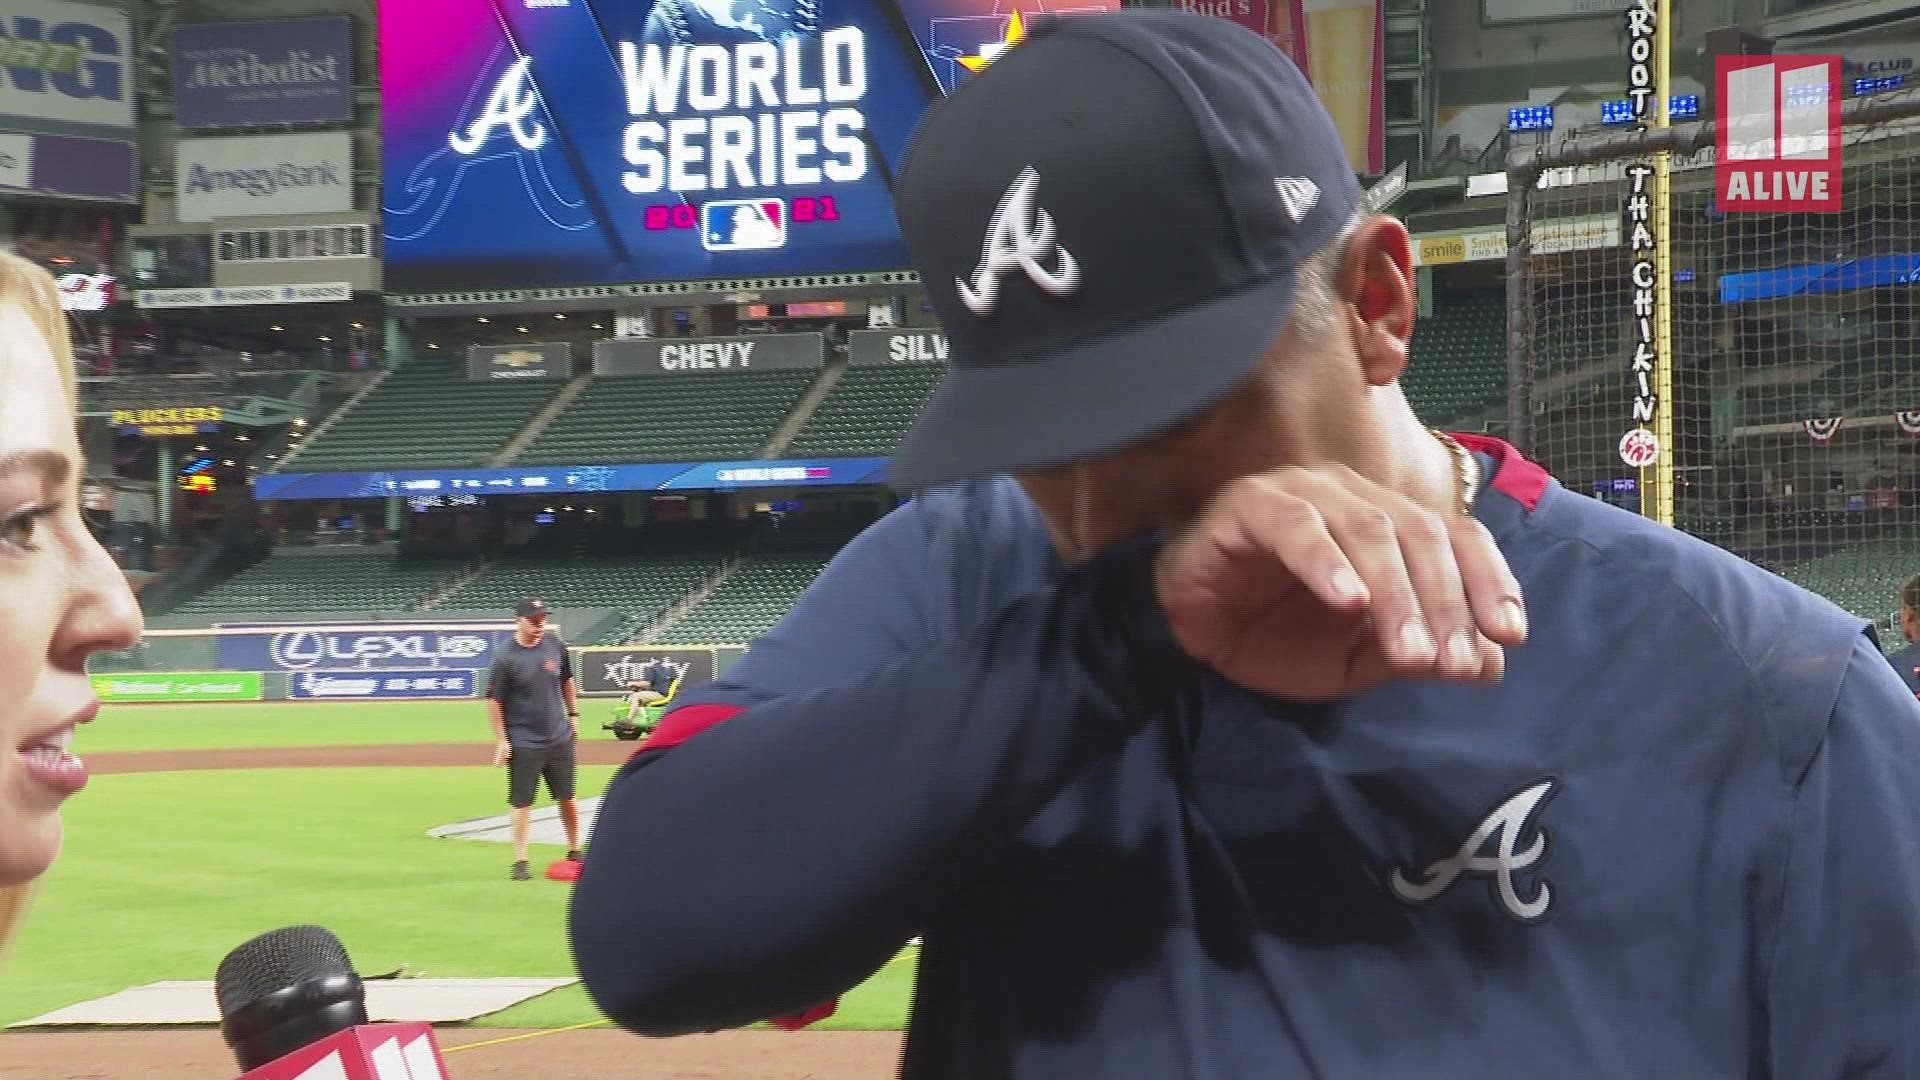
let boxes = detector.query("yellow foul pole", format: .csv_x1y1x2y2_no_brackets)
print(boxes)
1649,0,1675,526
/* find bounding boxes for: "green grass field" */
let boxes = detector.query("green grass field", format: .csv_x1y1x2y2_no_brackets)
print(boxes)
0,702,914,1031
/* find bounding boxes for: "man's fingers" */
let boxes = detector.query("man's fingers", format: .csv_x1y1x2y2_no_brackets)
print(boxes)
1385,504,1481,676
1314,497,1434,668
1449,515,1527,646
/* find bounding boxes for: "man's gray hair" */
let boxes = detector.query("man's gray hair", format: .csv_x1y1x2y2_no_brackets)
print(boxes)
1288,209,1373,336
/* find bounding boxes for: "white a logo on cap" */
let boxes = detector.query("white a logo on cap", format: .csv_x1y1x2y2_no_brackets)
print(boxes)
957,166,1081,317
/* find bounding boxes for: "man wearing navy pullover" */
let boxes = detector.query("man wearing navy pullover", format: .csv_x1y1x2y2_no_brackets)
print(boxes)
570,12,1920,1076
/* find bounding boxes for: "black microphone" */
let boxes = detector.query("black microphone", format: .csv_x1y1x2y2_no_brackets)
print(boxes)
216,925,370,1074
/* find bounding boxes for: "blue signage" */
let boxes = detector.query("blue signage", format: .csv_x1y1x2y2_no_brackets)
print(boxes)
378,0,1017,292
172,17,354,128
289,668,480,700
216,624,518,673
251,456,892,502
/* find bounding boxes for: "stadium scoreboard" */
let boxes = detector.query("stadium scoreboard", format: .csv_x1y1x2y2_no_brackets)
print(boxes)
380,0,1117,293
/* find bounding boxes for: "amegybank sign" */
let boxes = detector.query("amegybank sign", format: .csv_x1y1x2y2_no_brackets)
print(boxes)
175,131,352,221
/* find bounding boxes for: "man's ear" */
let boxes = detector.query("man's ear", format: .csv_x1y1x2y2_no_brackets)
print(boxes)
1338,216,1417,387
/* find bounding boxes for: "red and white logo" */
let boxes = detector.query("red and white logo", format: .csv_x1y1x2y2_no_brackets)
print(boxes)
1716,55,1842,213
56,273,116,312
1618,427,1659,468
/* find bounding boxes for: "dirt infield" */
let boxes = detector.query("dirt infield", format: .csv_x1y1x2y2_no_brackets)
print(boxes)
0,1027,903,1079
45,741,906,1079
88,740,639,775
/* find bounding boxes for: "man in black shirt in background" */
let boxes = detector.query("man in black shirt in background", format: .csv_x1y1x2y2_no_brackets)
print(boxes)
486,598,582,881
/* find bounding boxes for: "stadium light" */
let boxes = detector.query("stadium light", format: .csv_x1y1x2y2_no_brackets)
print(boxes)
318,335,332,343
590,323,604,330
236,434,250,442
427,342,440,349
477,316,490,323
350,322,364,330
269,325,284,332
554,313,567,319
517,326,529,333
194,445,209,453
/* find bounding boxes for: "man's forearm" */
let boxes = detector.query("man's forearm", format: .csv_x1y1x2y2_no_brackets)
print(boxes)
488,700,507,741
570,538,1194,1036
563,679,579,717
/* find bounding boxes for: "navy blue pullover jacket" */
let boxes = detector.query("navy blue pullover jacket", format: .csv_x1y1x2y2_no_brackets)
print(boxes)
570,437,1920,1077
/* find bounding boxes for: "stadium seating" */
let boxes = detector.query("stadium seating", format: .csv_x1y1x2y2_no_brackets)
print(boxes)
282,356,562,471
1402,296,1508,426
649,552,830,645
784,364,946,457
1781,539,1915,644
437,553,725,640
170,548,470,618
514,371,817,465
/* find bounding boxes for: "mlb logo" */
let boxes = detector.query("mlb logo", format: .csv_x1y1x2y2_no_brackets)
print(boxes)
1715,56,1843,213
701,199,788,252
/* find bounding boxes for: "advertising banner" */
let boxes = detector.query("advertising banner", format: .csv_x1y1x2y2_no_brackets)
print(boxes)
0,130,135,202
467,342,570,381
112,405,225,438
1302,0,1383,175
1482,0,1616,22
378,0,1118,293
251,456,892,501
0,0,134,131
1173,0,1305,82
572,646,716,695
92,671,264,703
135,283,353,309
175,132,353,223
289,668,479,700
215,623,519,673
592,334,824,377
847,328,948,366
172,17,354,128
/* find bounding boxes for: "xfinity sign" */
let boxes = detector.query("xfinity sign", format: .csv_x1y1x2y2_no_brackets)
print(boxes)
1716,55,1843,213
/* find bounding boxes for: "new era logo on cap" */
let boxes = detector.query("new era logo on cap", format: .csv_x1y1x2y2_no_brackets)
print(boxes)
1275,177,1320,223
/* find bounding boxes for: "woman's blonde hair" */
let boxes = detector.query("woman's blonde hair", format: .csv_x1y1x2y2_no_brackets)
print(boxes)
0,250,81,966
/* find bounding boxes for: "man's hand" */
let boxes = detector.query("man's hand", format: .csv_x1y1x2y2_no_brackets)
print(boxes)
493,739,512,768
1154,465,1526,701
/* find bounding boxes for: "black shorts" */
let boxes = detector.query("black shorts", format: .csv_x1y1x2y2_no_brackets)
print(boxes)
507,743,577,808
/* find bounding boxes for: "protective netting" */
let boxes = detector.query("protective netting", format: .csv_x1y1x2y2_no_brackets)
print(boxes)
1510,94,1920,645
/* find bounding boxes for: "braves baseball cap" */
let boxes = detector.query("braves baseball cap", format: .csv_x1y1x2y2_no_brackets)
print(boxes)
515,598,550,621
887,10,1363,490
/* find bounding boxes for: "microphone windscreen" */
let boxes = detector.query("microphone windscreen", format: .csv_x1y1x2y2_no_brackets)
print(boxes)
215,925,356,1019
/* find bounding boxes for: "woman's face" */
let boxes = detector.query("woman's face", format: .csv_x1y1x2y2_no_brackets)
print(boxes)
0,301,142,887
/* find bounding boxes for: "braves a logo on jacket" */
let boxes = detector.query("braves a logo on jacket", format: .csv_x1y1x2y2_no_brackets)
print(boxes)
1389,778,1559,923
